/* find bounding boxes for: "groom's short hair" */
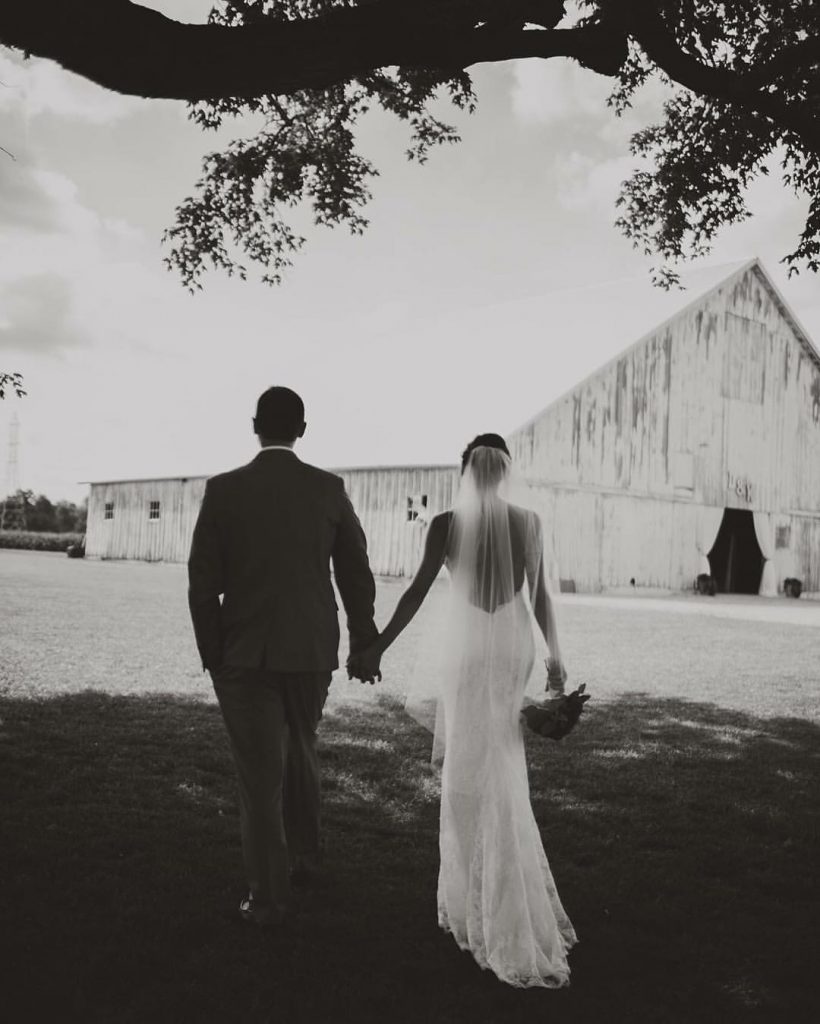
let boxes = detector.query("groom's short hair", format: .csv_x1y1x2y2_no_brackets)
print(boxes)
254,387,305,441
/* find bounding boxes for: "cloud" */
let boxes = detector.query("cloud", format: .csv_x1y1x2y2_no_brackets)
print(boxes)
742,154,805,224
0,148,156,357
0,50,140,124
0,158,90,354
0,155,64,232
554,152,638,212
0,273,84,353
0,161,136,261
510,58,613,127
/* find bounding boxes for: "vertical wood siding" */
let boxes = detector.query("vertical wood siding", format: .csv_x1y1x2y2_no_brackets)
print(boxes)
790,515,820,596
86,477,208,562
521,485,705,593
509,264,820,593
86,467,460,580
337,466,460,576
510,265,820,513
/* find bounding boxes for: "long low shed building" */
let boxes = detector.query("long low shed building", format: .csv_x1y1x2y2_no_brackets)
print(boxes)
85,465,460,577
85,259,820,596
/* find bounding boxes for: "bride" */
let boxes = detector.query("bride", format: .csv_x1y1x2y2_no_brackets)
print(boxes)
350,433,577,988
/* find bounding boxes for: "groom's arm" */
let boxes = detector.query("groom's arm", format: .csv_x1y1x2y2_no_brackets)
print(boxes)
331,482,378,656
187,479,225,671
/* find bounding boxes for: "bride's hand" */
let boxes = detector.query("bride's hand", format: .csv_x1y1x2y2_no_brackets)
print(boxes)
545,657,567,695
347,645,383,685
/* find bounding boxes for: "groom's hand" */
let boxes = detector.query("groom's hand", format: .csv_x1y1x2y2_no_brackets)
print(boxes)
347,648,382,685
347,653,376,684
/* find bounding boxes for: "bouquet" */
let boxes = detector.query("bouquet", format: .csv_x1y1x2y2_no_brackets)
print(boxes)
521,684,590,741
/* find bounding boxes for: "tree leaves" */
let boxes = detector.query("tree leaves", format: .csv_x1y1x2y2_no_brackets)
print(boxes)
164,1,476,288
0,373,26,400
161,0,820,288
609,0,820,284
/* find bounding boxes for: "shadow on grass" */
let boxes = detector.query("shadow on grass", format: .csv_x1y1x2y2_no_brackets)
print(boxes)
0,690,816,1024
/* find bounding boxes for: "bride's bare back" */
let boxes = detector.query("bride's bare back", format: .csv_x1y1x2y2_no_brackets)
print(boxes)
438,504,543,613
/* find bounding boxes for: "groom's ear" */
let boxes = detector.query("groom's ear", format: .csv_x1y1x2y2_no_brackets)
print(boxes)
298,420,307,439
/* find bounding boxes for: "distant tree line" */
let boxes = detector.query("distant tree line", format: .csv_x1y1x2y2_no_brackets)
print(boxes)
1,491,88,533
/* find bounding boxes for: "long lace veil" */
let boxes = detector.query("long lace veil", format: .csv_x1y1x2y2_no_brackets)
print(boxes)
404,446,556,763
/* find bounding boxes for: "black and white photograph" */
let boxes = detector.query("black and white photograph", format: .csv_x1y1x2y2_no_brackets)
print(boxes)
1,2,818,1021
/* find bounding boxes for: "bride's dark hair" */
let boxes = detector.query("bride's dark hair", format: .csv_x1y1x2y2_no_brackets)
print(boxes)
460,433,510,473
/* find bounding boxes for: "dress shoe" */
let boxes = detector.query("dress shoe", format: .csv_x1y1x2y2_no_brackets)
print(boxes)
238,895,286,928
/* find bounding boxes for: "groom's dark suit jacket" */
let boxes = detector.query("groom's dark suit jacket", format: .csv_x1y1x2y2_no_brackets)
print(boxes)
188,449,377,673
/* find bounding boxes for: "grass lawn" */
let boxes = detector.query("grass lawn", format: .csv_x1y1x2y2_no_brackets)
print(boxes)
1,551,819,1022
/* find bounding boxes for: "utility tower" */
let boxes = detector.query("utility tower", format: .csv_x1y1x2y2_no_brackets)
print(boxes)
1,412,26,531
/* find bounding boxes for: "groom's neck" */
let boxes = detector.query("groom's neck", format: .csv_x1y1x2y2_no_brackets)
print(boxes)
258,436,296,449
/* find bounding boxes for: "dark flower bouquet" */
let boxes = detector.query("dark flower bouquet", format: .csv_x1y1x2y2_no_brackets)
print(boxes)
521,684,590,741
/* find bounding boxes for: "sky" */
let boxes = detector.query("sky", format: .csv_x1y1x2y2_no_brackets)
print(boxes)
1,1,818,503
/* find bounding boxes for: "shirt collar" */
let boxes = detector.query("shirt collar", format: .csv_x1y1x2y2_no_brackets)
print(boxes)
259,445,296,453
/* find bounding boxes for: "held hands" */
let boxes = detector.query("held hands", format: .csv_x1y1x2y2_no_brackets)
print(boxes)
347,644,382,685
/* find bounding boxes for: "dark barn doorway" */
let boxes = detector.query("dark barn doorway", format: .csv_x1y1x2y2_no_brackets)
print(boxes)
708,509,764,594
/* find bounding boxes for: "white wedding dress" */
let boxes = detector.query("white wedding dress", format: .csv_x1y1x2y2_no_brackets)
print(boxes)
436,592,576,988
411,447,577,988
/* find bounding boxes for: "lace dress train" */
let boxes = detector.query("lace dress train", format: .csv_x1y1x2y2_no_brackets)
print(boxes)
436,594,577,988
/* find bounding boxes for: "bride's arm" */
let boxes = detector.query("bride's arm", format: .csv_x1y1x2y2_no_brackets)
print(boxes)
525,515,565,691
371,512,450,657
534,579,563,665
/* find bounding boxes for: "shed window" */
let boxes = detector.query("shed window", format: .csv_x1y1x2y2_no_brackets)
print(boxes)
407,494,428,522
148,500,161,521
104,502,114,520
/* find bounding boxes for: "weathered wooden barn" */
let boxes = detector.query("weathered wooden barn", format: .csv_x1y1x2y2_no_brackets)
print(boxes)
85,259,820,595
508,258,820,595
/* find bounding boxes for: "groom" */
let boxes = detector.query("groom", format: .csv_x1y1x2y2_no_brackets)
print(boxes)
188,386,380,927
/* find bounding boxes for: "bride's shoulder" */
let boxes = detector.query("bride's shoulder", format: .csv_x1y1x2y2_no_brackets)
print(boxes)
421,512,452,563
427,511,455,545
430,510,454,531
506,502,535,521
507,503,542,534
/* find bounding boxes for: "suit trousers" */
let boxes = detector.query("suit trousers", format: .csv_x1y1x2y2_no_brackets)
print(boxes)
211,666,331,909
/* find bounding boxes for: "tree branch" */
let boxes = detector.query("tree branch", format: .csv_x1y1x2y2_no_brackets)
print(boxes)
739,34,820,90
0,0,626,102
624,1,820,153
